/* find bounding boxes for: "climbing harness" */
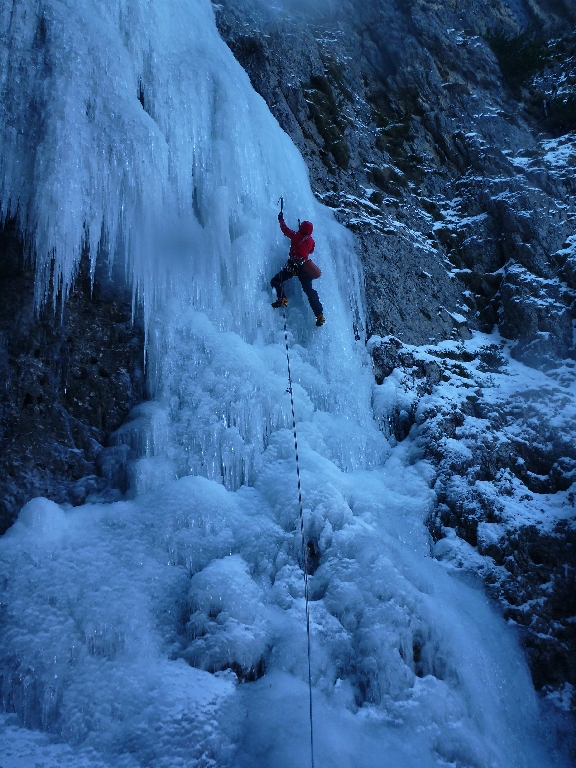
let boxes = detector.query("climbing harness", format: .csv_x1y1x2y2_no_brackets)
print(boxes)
281,293,315,768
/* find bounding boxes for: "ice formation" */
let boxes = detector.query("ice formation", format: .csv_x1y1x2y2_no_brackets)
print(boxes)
0,1,567,766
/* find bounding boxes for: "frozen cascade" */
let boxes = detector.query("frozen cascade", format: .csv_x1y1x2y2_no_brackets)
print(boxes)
0,1,565,766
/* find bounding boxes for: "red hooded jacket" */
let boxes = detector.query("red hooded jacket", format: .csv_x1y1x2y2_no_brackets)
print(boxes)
280,218,315,260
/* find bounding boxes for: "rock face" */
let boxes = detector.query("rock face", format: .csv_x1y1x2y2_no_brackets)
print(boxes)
370,334,576,696
0,221,145,534
213,0,576,712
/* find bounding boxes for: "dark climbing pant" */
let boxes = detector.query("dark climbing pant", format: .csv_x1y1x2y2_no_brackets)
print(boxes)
271,266,323,317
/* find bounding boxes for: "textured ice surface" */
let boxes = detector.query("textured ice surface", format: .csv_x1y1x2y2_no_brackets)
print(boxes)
0,0,567,766
1,458,559,768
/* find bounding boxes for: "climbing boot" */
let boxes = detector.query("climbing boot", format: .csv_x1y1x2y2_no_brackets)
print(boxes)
315,314,325,327
271,298,288,309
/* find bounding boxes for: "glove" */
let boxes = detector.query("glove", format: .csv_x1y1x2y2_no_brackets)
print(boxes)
278,212,284,221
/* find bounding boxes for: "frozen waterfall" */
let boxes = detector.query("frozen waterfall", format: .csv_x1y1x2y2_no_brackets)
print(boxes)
0,1,566,766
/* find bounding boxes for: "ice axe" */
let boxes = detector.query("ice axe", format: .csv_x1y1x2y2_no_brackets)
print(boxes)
278,196,284,217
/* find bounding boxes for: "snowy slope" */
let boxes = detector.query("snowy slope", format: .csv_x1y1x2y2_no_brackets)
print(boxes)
0,1,569,766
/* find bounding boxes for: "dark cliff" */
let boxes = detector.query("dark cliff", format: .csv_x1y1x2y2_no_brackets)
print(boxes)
0,221,144,533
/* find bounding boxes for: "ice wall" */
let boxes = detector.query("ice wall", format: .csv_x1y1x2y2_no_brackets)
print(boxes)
0,1,566,767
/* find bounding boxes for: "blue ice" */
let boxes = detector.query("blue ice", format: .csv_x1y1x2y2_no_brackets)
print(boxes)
0,0,565,766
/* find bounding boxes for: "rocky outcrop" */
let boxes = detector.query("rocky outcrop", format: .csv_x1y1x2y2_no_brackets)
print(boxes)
0,221,145,534
370,334,576,701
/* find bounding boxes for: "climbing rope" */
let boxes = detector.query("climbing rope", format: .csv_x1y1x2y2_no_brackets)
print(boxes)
282,303,315,768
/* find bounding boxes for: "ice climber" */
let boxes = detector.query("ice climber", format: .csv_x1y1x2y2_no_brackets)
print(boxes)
271,212,325,327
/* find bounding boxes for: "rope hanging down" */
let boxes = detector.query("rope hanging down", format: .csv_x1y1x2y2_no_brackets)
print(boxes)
282,304,315,768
